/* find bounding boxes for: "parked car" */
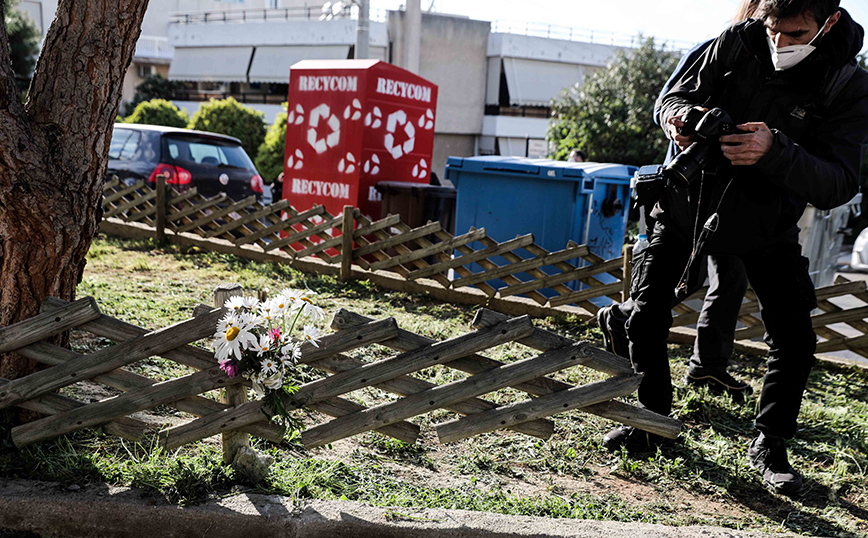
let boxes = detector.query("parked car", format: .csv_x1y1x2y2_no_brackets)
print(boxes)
107,124,264,202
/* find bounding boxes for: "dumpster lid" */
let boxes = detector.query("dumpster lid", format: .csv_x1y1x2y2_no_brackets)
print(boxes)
445,156,637,181
375,181,456,197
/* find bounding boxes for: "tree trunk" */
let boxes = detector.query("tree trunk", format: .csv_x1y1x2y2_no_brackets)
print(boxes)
0,0,149,381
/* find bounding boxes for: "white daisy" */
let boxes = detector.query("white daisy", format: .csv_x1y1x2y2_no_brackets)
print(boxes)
300,299,325,322
280,341,302,366
261,357,279,376
303,325,322,347
256,300,278,326
213,316,257,361
224,295,258,312
256,333,272,356
280,288,310,311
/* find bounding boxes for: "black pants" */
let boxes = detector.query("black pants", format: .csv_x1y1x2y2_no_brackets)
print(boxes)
605,254,749,372
688,254,749,373
626,222,817,438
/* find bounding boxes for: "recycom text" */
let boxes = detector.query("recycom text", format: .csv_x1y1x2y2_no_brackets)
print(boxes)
297,75,359,92
292,178,351,200
375,77,432,103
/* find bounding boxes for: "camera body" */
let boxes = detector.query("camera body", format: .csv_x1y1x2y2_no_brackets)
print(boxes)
664,108,737,188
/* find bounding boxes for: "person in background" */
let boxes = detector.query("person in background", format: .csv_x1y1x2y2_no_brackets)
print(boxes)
568,149,587,162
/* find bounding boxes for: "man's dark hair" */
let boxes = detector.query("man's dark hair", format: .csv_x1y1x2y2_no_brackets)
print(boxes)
757,0,840,26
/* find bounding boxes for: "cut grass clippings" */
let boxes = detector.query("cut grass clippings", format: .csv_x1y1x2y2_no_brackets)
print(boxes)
1,234,866,537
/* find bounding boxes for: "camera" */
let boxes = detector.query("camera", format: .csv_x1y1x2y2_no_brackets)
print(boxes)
664,107,737,188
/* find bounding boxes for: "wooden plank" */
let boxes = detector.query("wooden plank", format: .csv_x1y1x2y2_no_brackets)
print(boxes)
206,199,290,238
0,306,227,411
453,243,590,289
176,196,258,235
734,305,868,341
102,180,146,205
436,230,497,296
41,297,215,371
367,227,487,272
291,315,535,410
522,242,609,313
359,217,453,289
306,399,420,445
340,206,355,281
0,297,101,354
155,174,167,242
264,212,346,253
499,258,624,299
152,317,403,449
581,400,682,438
435,374,644,443
475,236,549,305
546,281,626,308
309,352,553,440
103,190,156,219
11,362,247,448
408,234,535,281
301,339,590,448
102,176,120,191
2,377,149,442
471,308,632,376
16,340,284,443
234,204,326,246
332,309,569,396
168,193,229,223
352,220,442,259
295,213,404,260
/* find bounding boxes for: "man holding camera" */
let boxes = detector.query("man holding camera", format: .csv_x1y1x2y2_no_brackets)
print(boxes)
607,0,868,496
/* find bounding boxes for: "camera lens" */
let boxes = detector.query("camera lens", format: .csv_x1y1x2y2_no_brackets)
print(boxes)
664,142,711,188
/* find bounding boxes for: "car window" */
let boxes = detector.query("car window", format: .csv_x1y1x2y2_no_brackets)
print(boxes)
118,131,142,160
109,128,135,160
165,136,256,169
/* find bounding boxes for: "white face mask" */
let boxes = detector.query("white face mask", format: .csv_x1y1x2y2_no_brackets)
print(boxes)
767,15,831,71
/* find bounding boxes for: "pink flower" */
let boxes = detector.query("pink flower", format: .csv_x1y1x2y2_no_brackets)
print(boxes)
271,327,281,344
220,359,239,378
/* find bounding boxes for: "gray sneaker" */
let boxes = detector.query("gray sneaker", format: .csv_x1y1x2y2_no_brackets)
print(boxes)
748,434,803,496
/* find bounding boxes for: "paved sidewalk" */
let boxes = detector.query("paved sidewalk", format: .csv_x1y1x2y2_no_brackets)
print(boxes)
0,479,809,538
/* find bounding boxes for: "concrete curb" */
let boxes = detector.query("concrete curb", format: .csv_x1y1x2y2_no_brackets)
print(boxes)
0,479,806,538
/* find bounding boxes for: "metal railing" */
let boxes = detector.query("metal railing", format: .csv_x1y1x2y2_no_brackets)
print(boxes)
134,35,173,60
490,20,697,51
169,6,388,25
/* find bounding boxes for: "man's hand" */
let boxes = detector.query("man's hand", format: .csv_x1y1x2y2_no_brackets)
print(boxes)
719,123,774,166
666,116,694,152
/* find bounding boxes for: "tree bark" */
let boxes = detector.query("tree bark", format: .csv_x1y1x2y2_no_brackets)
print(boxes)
0,0,149,381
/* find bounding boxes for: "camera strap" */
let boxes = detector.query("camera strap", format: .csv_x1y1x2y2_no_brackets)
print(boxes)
674,175,735,300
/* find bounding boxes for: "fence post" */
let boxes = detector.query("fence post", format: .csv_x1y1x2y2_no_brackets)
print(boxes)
621,243,633,303
214,283,249,464
340,205,354,281
155,173,166,244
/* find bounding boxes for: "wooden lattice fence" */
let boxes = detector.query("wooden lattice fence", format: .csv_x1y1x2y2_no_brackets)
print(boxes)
0,287,680,458
99,178,868,366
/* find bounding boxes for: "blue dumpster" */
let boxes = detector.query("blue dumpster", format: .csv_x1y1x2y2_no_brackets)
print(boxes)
445,156,636,301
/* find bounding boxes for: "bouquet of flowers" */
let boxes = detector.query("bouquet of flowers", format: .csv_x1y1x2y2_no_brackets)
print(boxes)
212,288,325,423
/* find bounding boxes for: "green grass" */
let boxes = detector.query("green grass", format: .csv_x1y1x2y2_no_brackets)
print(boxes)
1,234,867,536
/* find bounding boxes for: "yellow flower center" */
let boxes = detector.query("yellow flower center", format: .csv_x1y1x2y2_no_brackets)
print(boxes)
278,303,285,309
301,297,314,304
226,327,241,341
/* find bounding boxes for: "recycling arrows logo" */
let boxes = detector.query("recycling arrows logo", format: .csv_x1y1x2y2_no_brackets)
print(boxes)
306,104,340,155
383,110,415,160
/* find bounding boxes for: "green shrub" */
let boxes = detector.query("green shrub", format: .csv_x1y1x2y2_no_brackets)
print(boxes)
124,99,189,128
188,97,266,159
255,103,288,183
122,74,188,116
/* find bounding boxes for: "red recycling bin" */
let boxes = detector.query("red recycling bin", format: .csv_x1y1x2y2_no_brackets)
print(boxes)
281,59,438,220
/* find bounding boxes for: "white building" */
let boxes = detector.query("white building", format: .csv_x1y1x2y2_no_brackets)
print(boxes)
15,0,660,178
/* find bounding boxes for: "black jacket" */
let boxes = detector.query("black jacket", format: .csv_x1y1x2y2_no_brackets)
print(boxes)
656,8,868,253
